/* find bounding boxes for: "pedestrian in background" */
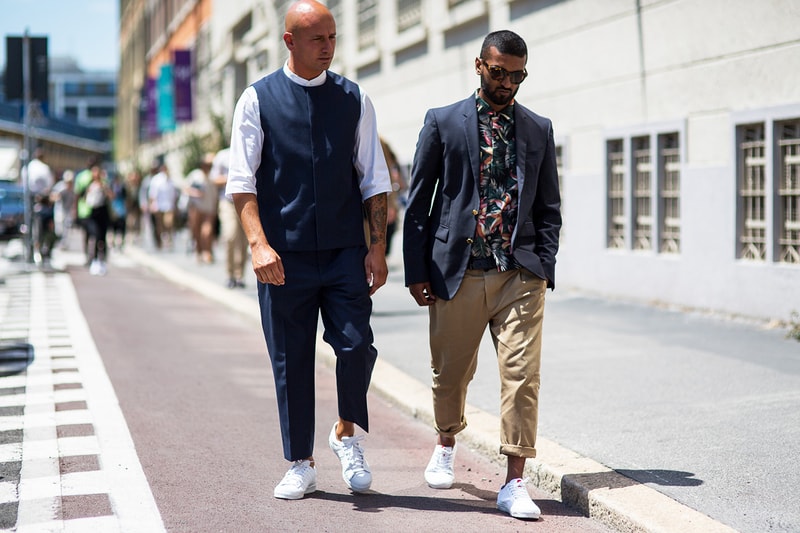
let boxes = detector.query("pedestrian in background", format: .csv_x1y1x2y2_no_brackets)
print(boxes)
226,0,391,501
403,30,561,520
83,164,113,275
184,153,218,264
50,170,75,249
74,155,102,264
109,172,128,251
25,147,56,263
147,161,177,250
210,147,249,288
124,169,143,243
379,137,406,257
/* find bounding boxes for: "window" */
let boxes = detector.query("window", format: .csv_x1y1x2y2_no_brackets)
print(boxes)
606,128,682,253
398,0,422,33
659,133,681,253
632,136,652,250
778,121,800,264
737,124,767,261
607,139,625,249
358,0,378,51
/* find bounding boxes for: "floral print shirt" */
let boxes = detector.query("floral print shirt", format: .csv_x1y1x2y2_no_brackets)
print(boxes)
471,91,519,271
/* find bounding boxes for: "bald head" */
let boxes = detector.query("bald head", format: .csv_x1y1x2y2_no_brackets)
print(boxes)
285,0,333,33
283,0,336,80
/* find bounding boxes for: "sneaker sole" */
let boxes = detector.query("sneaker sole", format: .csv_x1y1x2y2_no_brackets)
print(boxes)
424,474,454,489
497,503,540,520
274,482,317,500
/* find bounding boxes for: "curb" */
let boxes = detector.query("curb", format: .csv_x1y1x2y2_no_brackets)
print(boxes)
123,246,737,533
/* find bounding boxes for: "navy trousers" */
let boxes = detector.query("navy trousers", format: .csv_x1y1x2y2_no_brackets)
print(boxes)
257,246,378,461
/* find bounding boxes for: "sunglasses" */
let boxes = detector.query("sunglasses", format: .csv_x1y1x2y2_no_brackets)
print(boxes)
481,60,527,84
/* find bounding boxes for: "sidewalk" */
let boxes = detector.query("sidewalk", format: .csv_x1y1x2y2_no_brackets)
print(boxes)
116,228,741,533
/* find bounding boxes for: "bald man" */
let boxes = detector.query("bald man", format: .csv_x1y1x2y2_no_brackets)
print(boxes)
226,0,391,500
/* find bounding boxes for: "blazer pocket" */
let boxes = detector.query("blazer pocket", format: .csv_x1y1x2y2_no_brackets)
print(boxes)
435,224,449,243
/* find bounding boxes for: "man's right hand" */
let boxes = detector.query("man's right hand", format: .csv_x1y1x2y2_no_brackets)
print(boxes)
251,242,285,286
409,282,436,306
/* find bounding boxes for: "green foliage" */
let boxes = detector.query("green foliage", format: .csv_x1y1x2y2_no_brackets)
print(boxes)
787,311,800,342
182,133,206,173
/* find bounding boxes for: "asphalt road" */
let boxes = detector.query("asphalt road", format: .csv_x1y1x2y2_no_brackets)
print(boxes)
117,225,800,533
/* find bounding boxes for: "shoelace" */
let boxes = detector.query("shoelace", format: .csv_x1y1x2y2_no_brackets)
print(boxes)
283,460,313,486
431,446,455,472
340,435,367,472
507,477,531,496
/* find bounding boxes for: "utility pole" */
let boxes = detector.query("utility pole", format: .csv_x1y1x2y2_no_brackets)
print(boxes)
21,29,34,264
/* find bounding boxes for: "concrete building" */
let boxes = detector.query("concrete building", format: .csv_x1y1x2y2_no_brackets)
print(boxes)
48,57,117,143
118,0,800,322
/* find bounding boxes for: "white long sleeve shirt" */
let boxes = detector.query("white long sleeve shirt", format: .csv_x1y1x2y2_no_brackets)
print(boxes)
226,64,391,201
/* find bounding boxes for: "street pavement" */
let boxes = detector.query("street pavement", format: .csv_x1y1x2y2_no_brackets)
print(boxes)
1,223,798,532
0,233,614,531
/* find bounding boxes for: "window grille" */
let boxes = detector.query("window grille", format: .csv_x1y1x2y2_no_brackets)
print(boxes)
738,124,767,261
358,0,378,50
779,122,800,264
397,0,422,33
660,133,680,253
607,140,626,249
632,136,652,250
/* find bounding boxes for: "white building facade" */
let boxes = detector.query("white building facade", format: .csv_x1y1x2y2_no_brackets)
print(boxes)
135,0,800,322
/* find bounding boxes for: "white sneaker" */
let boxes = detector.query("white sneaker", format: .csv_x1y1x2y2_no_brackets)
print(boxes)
328,422,371,492
497,477,541,519
273,460,317,500
424,444,456,489
89,260,101,276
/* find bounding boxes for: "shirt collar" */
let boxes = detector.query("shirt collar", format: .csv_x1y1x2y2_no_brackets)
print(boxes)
283,62,327,87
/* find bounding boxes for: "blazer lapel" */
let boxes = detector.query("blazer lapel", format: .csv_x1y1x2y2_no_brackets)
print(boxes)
514,107,528,195
462,99,480,186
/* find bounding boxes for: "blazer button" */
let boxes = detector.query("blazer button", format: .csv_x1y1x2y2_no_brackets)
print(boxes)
466,238,474,244
472,209,479,216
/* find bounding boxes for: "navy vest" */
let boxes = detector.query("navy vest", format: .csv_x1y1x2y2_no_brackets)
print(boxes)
252,70,365,252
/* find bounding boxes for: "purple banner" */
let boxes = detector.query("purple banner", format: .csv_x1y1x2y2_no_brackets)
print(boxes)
173,49,193,122
146,77,158,139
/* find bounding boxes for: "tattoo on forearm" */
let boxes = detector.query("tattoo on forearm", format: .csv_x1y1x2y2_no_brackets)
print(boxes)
365,194,388,246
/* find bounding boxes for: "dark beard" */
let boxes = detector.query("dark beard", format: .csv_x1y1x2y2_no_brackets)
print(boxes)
481,77,517,108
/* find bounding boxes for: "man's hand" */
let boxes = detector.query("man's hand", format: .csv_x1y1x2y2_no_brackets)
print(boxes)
409,282,436,306
251,241,285,285
364,245,388,296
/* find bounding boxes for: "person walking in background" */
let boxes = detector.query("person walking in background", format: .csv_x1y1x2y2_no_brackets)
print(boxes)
226,0,391,501
184,153,218,264
139,159,161,249
74,155,102,263
83,164,113,275
109,172,128,251
147,161,177,250
124,169,143,243
211,147,248,287
379,137,406,257
403,30,561,520
50,170,75,250
25,147,56,264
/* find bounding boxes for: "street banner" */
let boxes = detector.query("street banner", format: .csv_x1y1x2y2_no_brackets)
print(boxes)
145,77,158,139
173,50,193,122
157,64,175,132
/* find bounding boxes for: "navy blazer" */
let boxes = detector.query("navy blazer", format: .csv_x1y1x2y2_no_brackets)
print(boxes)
403,95,562,300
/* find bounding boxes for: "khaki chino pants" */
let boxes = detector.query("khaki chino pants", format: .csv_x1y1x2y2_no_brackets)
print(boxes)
429,268,547,458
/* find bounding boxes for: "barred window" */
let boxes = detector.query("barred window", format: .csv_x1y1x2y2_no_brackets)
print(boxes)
778,121,800,264
397,0,422,33
358,0,378,50
607,139,626,249
738,124,767,261
659,133,681,253
632,136,652,250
